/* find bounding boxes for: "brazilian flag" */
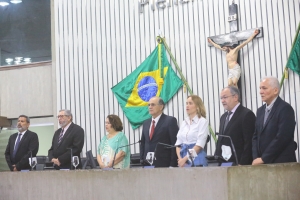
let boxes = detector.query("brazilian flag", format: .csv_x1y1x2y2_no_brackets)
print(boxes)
111,44,183,129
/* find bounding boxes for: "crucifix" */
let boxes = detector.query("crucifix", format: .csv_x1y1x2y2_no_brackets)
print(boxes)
207,2,263,88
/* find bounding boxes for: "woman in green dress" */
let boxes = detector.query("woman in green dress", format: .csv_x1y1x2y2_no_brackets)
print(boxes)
97,115,130,169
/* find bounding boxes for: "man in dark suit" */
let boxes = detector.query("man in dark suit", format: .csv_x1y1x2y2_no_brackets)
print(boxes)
5,115,39,171
215,86,256,165
140,97,179,167
48,109,84,169
252,76,296,165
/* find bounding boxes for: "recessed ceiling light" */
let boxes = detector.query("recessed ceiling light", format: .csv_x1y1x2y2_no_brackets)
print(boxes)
10,0,22,4
0,0,9,6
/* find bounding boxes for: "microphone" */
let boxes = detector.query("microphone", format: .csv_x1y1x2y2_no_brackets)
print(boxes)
67,148,73,170
186,149,195,167
217,135,239,165
28,151,34,170
111,140,141,169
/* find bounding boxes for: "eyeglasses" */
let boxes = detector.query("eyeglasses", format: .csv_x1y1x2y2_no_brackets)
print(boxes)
148,103,159,107
220,95,235,100
57,115,68,118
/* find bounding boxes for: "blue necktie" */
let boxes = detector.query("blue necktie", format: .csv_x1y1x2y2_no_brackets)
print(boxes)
13,133,22,158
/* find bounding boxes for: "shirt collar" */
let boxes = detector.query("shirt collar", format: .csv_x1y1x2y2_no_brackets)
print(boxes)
152,113,162,124
184,115,200,124
18,130,27,135
228,103,240,114
266,96,278,111
61,122,72,133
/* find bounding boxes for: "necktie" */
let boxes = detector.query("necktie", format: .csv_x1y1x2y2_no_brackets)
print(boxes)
149,120,155,140
264,108,270,124
13,133,22,158
58,128,64,144
223,111,232,132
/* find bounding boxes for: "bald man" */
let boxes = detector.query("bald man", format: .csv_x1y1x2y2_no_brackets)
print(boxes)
140,96,179,167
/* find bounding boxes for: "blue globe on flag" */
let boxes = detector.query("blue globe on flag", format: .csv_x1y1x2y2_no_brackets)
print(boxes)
137,76,158,102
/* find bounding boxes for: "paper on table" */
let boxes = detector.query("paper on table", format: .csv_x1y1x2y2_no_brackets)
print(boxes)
102,155,110,166
221,145,232,161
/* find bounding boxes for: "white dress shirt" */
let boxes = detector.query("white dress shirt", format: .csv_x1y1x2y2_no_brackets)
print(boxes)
149,114,162,136
175,115,209,148
14,130,27,148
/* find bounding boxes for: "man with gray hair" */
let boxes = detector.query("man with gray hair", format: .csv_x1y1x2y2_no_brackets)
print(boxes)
5,115,39,171
215,86,256,165
48,109,84,169
140,96,179,167
252,76,296,165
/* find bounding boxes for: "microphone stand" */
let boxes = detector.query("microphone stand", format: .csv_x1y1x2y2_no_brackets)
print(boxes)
29,151,34,171
217,135,239,165
153,142,179,166
112,140,141,169
67,148,73,170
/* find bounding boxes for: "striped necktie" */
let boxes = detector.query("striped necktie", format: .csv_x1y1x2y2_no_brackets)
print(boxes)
223,111,232,132
58,128,64,144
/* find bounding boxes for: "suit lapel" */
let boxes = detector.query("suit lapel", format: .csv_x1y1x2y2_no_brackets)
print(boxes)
219,114,226,136
11,133,18,152
260,97,281,134
224,105,242,135
16,130,29,151
57,123,74,147
144,119,152,140
152,114,166,139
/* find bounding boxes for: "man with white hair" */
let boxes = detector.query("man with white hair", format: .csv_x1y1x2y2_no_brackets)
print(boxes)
252,76,297,165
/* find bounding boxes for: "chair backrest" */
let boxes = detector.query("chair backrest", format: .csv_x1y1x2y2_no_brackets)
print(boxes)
204,135,211,152
83,150,98,169
36,156,47,164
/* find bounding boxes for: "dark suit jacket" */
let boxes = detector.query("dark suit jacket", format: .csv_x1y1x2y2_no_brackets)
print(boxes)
215,104,256,165
48,122,84,169
140,113,179,167
5,130,39,171
252,97,296,163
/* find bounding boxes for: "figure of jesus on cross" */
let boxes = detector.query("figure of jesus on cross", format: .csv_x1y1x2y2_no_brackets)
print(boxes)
208,29,260,87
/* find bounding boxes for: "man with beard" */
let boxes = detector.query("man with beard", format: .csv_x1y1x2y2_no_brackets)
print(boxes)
208,29,260,87
48,109,84,169
5,115,39,171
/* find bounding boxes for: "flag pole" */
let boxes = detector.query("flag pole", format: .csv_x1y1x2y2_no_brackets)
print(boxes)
156,36,217,143
280,22,300,88
157,36,193,95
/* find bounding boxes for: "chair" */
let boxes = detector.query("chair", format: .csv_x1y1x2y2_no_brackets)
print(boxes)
204,134,210,152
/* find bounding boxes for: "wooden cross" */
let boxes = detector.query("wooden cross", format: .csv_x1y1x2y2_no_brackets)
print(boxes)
208,2,263,89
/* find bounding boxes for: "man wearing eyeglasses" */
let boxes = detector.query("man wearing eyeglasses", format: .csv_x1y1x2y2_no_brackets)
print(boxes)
140,96,179,167
215,86,256,165
48,109,84,169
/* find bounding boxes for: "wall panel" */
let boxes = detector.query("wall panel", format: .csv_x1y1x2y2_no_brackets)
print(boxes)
53,0,300,160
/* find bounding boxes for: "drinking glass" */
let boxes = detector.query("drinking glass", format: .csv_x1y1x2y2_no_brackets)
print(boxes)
72,156,79,170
